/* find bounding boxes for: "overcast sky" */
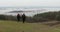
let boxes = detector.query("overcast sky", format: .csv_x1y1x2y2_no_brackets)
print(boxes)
0,0,59,7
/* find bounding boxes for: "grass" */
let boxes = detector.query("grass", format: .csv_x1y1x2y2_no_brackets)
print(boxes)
0,20,60,32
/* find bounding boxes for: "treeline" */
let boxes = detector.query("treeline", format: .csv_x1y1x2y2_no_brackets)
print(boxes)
0,15,17,21
33,11,60,22
0,15,33,22
0,11,60,23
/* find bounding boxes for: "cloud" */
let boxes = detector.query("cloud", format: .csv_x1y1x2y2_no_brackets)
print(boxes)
0,0,59,7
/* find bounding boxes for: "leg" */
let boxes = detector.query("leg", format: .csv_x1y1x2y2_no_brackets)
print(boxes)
23,19,24,23
17,18,20,22
23,18,25,23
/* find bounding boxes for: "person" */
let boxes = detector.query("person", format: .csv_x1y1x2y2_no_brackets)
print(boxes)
22,13,26,23
17,13,20,22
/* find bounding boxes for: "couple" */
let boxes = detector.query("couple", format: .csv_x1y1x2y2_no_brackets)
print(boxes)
17,13,26,23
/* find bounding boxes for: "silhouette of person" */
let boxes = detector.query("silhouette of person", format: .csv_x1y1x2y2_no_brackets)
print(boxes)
17,13,20,22
22,13,26,23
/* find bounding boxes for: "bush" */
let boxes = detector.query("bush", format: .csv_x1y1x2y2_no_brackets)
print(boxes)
33,11,60,22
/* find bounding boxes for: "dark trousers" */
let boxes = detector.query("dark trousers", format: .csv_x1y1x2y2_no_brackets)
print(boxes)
17,18,20,22
23,18,25,23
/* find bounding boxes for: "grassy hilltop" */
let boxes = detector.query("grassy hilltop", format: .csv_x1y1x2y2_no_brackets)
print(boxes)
0,20,60,32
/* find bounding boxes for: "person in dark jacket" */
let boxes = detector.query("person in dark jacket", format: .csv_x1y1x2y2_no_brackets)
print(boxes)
22,13,26,23
17,13,20,22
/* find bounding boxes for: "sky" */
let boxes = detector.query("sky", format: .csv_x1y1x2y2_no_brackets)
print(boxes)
0,0,60,7
0,0,60,16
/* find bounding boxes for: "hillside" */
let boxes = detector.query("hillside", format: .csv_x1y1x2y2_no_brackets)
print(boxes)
0,20,60,32
33,11,60,22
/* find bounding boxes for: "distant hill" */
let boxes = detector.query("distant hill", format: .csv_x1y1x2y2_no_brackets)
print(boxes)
33,11,60,22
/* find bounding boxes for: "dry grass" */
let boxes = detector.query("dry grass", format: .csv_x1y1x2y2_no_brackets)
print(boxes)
0,20,60,32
